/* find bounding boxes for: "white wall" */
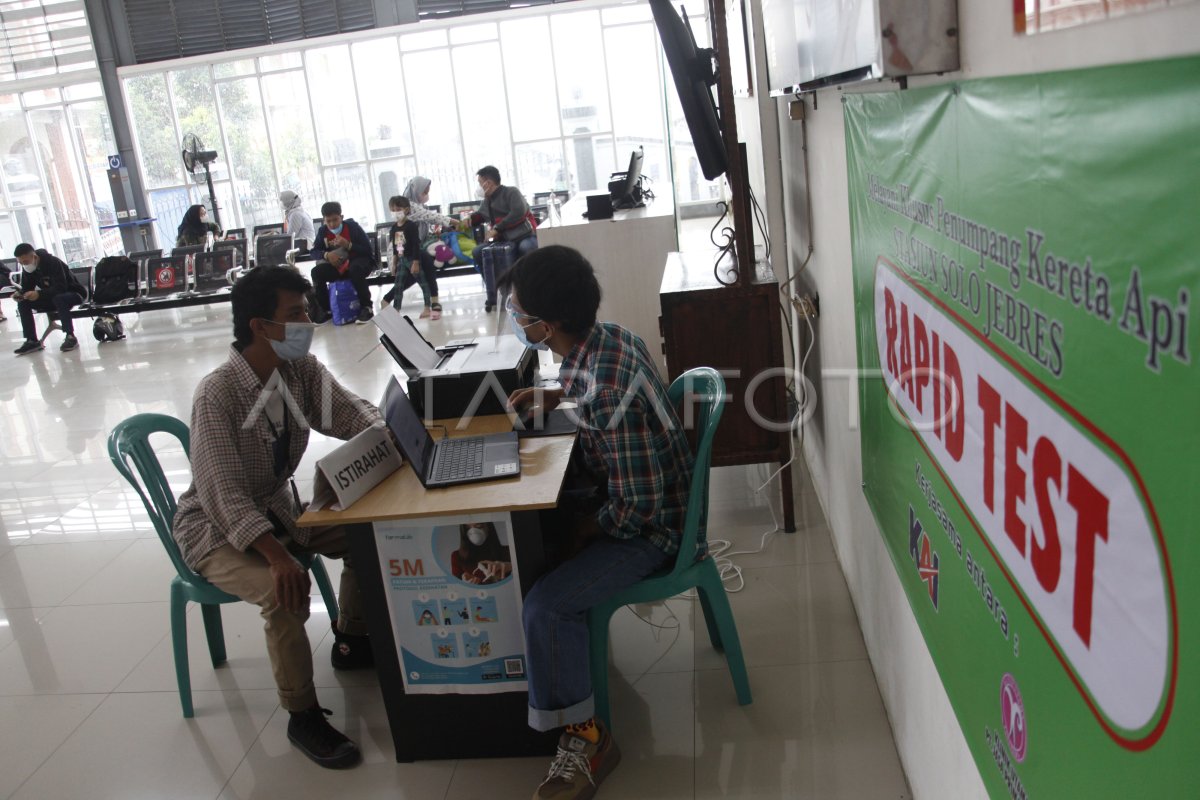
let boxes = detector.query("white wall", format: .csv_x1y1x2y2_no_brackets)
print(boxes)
770,4,1200,798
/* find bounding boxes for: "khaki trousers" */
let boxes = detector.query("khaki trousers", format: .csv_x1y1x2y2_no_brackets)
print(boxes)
195,526,367,712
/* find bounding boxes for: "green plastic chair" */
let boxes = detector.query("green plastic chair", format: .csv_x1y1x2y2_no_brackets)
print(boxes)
586,367,752,729
108,412,340,718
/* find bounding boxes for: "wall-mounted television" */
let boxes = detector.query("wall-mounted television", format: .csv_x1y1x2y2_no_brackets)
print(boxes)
650,0,728,181
762,0,959,96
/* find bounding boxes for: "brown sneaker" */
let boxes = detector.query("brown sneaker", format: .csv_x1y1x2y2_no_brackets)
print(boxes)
534,720,621,800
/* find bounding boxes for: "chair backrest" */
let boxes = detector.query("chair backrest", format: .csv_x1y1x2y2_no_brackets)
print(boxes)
108,413,196,582
254,233,293,267
373,222,392,264
146,255,188,297
225,227,246,240
448,201,479,220
194,250,234,291
213,237,247,268
252,223,284,239
666,367,726,577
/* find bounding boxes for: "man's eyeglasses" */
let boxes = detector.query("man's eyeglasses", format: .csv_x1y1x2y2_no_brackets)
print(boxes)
505,296,540,323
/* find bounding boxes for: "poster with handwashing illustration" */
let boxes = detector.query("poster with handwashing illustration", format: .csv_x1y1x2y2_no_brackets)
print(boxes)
375,512,527,694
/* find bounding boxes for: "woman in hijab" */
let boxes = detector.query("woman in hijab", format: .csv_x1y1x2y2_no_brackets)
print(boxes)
402,176,458,241
175,204,222,247
279,190,316,244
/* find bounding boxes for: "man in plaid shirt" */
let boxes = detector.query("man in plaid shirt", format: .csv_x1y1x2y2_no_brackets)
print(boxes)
173,266,380,769
502,245,694,800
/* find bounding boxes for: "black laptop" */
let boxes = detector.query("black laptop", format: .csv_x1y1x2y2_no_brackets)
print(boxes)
383,378,520,488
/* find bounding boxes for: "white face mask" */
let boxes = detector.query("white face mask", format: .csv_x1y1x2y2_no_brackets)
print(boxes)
20,260,36,273
474,185,486,200
264,320,317,361
466,526,487,546
393,210,407,222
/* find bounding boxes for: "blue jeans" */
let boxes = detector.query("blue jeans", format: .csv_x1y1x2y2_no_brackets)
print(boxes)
513,233,538,259
522,534,670,731
18,291,81,340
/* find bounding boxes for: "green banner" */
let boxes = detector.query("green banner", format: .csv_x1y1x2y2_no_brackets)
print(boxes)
845,56,1197,797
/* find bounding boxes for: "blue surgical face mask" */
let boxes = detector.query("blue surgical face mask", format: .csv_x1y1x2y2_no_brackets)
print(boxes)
329,223,344,235
264,320,316,361
507,298,549,351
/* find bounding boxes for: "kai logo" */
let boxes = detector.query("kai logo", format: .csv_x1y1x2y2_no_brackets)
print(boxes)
909,507,939,609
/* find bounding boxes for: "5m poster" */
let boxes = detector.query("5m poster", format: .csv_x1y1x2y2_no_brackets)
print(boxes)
845,56,1197,797
375,512,528,695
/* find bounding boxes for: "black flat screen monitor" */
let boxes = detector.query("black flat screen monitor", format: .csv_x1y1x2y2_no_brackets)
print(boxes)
614,147,645,209
650,0,727,181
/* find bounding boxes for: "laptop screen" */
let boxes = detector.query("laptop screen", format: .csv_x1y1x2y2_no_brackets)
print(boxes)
382,378,434,478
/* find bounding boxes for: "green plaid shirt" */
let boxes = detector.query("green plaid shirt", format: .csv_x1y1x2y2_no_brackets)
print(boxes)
559,323,693,555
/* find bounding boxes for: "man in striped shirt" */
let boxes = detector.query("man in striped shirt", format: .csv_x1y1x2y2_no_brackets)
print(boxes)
503,245,694,799
173,266,380,769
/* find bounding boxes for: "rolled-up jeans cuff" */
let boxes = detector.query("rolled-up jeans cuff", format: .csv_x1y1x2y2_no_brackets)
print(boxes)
528,694,594,732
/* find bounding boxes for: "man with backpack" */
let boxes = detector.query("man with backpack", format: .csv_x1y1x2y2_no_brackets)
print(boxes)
11,243,87,355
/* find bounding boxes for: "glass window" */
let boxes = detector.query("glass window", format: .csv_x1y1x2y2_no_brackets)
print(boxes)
602,5,654,24
305,46,365,165
170,67,228,182
551,11,611,134
69,100,121,254
259,53,302,71
125,74,183,189
500,17,558,142
214,59,255,78
565,134,617,194
605,23,667,193
0,111,45,208
64,83,103,101
449,22,496,45
23,88,62,107
218,79,278,233
400,28,447,51
323,165,374,229
262,70,323,206
454,42,512,186
352,38,413,161
148,188,191,249
371,158,417,221
402,48,468,202
28,108,95,262
513,140,567,197
0,206,53,253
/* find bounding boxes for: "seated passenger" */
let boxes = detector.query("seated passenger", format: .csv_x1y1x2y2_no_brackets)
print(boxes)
280,190,316,245
502,245,694,800
176,204,222,247
11,243,87,355
476,165,538,259
309,201,374,324
172,266,380,769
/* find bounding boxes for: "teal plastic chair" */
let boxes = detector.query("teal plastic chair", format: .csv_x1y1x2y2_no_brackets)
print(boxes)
586,367,752,729
108,412,340,718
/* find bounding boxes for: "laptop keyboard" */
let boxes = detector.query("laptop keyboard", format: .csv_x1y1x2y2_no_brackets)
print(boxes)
432,437,486,481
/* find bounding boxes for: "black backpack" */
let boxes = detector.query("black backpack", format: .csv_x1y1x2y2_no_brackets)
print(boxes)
92,256,138,304
93,313,126,342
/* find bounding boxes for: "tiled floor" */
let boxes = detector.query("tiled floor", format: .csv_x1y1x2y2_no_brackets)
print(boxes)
0,246,909,799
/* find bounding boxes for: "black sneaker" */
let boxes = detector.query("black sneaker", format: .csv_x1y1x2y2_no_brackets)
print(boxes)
286,706,361,769
355,306,374,324
60,334,78,352
14,340,44,356
331,625,375,670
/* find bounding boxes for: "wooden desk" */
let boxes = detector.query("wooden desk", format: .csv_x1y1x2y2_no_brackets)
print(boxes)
298,414,574,761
